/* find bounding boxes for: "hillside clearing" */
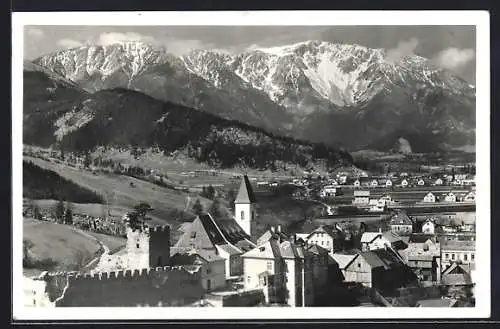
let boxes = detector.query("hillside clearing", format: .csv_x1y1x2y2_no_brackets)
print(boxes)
23,217,102,276
24,156,212,225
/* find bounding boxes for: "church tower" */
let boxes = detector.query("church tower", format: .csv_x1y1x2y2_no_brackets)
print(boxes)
234,174,257,237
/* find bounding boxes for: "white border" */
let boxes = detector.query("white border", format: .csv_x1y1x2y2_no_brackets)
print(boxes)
12,10,490,320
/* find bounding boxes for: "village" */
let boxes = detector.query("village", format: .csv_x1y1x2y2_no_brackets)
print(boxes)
23,160,477,307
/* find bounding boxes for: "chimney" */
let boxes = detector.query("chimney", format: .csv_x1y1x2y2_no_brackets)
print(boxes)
270,226,275,233
379,227,382,233
277,224,282,233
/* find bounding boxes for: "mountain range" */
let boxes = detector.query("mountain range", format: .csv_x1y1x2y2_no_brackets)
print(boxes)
28,40,476,153
23,62,352,170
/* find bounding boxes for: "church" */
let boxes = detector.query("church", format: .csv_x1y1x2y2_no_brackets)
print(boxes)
173,174,258,278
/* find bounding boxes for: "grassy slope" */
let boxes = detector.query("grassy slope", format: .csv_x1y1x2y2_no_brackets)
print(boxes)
24,156,212,226
23,217,101,275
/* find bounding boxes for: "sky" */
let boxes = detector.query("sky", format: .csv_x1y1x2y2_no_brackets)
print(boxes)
24,25,476,84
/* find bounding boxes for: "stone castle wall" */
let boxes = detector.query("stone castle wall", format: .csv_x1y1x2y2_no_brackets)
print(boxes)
39,266,204,307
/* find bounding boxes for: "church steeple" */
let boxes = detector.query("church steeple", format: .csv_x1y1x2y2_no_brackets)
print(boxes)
234,174,256,237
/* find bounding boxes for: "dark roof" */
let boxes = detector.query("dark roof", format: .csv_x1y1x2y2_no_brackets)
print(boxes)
306,243,330,255
359,249,405,269
256,229,289,246
235,175,256,203
174,214,255,251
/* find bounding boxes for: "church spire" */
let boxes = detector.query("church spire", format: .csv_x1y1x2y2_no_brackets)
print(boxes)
235,174,256,204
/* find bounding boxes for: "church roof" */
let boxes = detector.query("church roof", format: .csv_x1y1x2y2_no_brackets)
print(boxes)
235,175,256,204
174,213,256,252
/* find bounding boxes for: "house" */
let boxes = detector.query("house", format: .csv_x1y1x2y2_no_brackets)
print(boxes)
320,185,337,198
241,237,328,306
464,191,475,202
328,179,339,186
330,253,357,280
353,190,370,205
370,179,378,188
398,239,441,283
360,230,408,252
417,179,425,186
444,192,457,203
174,213,256,279
169,248,226,292
343,249,416,290
353,179,361,188
421,218,436,234
434,178,444,186
441,240,476,272
389,212,413,235
385,179,393,188
400,179,409,188
441,263,474,287
305,224,345,253
337,175,347,184
256,225,289,246
423,192,436,203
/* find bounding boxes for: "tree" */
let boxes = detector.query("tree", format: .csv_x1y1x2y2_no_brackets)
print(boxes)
83,152,92,168
206,185,216,200
226,188,236,210
23,239,35,267
126,202,153,229
192,199,204,216
208,198,222,219
53,200,65,223
33,204,42,221
64,208,73,225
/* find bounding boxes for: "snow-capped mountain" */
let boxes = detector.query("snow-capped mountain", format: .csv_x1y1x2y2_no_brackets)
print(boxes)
32,40,476,152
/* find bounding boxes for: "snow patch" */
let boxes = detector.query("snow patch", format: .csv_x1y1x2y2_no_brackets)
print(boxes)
54,109,94,141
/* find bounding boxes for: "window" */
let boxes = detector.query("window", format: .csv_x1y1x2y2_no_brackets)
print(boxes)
206,266,212,274
472,254,475,261
321,241,324,246
464,254,468,261
452,254,455,260
247,276,251,283
326,241,330,246
445,253,449,259
358,263,361,268
190,232,197,238
241,211,245,220
267,261,273,271
136,243,140,248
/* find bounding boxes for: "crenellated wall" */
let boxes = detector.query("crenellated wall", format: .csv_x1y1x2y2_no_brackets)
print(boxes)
39,266,204,307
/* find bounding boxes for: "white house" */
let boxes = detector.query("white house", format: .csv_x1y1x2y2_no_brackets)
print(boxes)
371,180,378,187
422,218,436,234
464,191,475,202
337,175,348,184
401,179,409,188
417,179,425,186
444,192,457,203
320,185,337,198
434,178,443,186
385,179,393,188
423,192,436,203
353,190,370,205
353,179,361,188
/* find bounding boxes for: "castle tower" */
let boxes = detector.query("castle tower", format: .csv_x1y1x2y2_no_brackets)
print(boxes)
126,224,171,269
234,174,257,237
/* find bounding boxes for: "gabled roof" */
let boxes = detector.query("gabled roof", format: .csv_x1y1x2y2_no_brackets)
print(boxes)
390,212,413,226
361,248,405,269
306,243,330,255
241,239,281,259
256,229,289,246
307,224,342,240
235,174,256,204
360,232,381,243
174,213,255,252
331,253,357,269
382,231,405,244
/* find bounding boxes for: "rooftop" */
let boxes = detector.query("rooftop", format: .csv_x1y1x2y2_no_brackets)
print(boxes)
235,175,256,204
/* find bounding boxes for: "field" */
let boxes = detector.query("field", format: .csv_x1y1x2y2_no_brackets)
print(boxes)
24,156,213,226
23,217,103,276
